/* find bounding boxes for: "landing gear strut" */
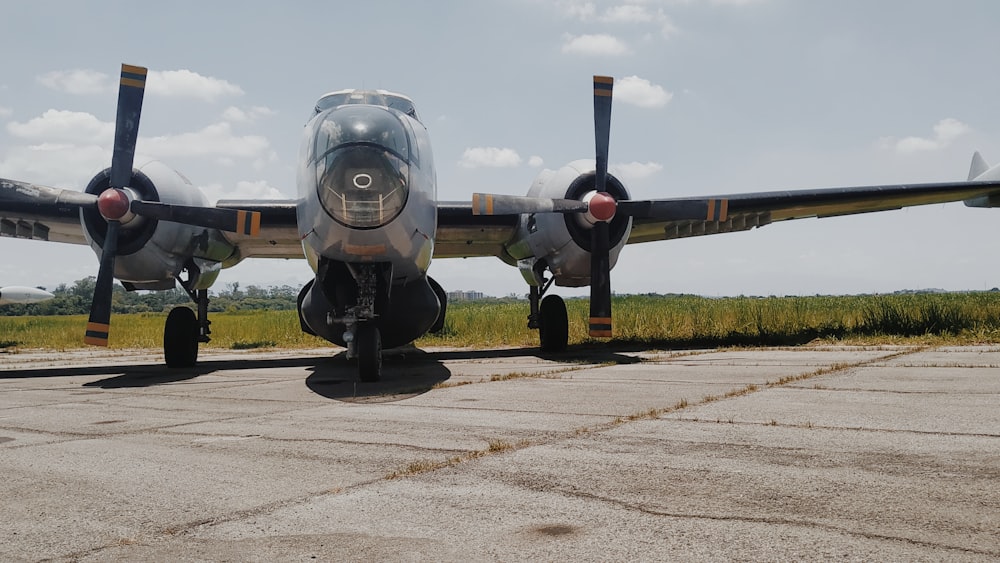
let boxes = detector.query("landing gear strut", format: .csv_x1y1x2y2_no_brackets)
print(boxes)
528,281,568,352
327,263,385,382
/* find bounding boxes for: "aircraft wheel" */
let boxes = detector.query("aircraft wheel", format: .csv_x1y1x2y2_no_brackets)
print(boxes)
164,306,199,368
357,323,382,382
539,294,568,352
428,277,447,334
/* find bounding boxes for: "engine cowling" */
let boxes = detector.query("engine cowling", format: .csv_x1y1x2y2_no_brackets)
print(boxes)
81,160,238,290
506,160,632,287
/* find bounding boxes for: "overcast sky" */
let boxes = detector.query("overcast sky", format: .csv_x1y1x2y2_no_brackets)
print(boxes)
3,0,1000,297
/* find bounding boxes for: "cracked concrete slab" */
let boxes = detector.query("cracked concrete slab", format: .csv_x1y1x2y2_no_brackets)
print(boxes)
0,344,996,561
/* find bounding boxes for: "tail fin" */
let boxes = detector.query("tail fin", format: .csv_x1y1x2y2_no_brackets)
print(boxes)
968,151,989,180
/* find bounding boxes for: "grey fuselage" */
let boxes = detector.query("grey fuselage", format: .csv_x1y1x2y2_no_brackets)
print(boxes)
296,90,436,281
294,90,440,348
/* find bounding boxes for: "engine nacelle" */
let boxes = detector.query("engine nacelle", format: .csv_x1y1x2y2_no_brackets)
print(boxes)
81,160,238,290
507,160,632,287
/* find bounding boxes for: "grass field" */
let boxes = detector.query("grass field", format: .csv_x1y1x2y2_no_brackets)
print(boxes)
4,292,1000,352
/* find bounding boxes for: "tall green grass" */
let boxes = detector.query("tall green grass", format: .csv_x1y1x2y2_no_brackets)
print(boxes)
420,293,1000,348
3,293,1000,351
0,310,325,350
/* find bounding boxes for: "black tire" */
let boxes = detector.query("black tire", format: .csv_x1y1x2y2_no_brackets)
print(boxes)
164,306,199,368
357,323,382,382
428,276,447,334
539,294,568,352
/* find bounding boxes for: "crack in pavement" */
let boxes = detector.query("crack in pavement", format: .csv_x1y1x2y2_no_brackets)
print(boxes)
672,417,1000,439
544,486,1000,558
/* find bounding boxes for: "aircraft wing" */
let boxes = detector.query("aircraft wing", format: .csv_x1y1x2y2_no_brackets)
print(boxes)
442,180,1000,258
215,199,302,260
0,180,306,261
434,202,519,261
623,180,1000,244
0,179,92,245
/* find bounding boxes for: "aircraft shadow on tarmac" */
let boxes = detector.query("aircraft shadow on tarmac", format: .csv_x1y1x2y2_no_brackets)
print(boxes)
302,345,639,403
0,344,643,403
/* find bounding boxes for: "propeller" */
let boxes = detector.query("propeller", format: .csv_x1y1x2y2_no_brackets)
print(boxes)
471,75,732,339
82,64,262,347
588,75,614,337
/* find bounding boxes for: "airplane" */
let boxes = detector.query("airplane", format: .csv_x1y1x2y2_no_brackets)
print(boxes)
3,63,1000,382
0,286,54,306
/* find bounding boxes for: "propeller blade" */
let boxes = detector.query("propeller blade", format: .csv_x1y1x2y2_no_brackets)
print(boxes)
471,193,588,216
110,64,147,189
589,220,613,338
130,200,262,235
593,76,613,194
84,220,121,346
618,198,730,221
587,76,615,339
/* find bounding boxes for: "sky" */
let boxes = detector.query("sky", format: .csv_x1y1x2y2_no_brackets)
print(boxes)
3,0,1000,297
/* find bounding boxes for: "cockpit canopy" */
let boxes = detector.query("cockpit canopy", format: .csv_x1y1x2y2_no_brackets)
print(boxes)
309,104,414,229
313,89,419,121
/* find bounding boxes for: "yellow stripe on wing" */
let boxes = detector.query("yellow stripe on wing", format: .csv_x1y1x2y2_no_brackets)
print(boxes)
250,211,261,236
234,210,262,236
472,194,495,215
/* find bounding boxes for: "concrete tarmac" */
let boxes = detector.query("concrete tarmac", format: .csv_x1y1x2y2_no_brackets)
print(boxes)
0,344,997,561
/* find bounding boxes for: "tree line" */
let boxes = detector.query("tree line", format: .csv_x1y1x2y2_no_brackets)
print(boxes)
1,278,301,316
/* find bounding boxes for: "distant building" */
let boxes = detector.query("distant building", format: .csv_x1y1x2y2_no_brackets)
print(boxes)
447,290,485,301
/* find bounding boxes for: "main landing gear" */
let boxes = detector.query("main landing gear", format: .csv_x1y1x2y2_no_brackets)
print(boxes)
164,287,210,368
528,282,568,352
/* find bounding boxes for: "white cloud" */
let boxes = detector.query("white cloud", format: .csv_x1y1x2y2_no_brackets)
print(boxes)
560,3,678,37
707,0,767,5
37,69,113,95
528,155,545,167
147,70,244,101
602,5,652,23
140,122,270,159
6,109,114,143
234,179,284,198
199,179,284,204
880,118,971,154
561,33,630,56
664,0,767,4
603,5,678,36
0,106,11,118
0,143,109,188
611,161,664,180
615,76,673,108
222,105,276,123
33,68,243,102
459,147,523,168
931,118,971,143
560,1,596,20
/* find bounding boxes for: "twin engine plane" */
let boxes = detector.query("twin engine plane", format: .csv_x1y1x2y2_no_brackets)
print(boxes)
3,64,1000,381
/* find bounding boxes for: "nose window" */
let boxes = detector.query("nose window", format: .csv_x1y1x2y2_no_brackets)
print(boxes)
316,145,409,229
